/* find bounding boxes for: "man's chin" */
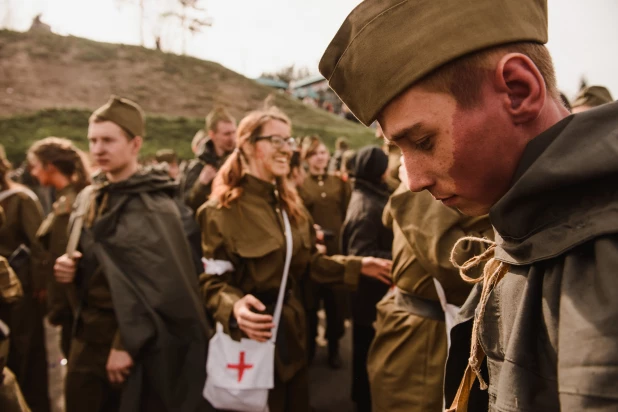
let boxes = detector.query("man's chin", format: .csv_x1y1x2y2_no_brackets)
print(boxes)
454,201,491,217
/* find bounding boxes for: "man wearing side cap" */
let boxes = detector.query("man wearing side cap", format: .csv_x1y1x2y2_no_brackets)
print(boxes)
571,85,614,113
54,96,210,412
321,1,618,411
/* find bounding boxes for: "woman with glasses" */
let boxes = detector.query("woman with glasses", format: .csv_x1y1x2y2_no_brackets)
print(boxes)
197,107,391,412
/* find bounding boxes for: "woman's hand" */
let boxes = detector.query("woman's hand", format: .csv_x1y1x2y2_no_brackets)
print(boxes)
360,257,392,286
232,295,275,343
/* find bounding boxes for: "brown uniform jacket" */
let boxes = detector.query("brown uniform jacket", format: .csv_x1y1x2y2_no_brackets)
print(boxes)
36,184,77,325
446,102,618,411
368,185,492,412
299,173,350,255
0,187,47,292
197,174,362,382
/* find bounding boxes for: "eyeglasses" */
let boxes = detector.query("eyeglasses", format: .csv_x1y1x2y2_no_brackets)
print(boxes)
253,135,297,150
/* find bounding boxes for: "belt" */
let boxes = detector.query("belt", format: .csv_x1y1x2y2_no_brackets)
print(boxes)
394,287,445,322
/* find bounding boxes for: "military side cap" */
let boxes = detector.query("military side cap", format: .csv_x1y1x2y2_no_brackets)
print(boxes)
320,0,548,126
91,95,145,138
572,86,613,109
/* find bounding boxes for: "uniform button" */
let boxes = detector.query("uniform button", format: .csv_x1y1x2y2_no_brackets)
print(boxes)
276,208,281,213
274,189,279,197
318,181,324,187
321,192,326,198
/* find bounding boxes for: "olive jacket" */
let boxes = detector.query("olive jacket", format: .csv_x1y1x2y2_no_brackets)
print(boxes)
197,174,363,382
368,185,492,412
446,101,618,411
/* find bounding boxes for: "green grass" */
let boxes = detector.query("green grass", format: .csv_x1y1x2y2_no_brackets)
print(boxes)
0,108,375,165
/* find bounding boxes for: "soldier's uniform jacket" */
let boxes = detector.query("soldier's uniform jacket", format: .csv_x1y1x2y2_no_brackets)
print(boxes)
299,173,350,255
368,185,492,412
36,184,77,326
179,136,231,212
197,174,362,384
446,101,618,411
0,187,47,292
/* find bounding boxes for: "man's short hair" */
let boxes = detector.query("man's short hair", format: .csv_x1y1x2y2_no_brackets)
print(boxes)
206,107,235,133
418,42,558,109
155,149,178,164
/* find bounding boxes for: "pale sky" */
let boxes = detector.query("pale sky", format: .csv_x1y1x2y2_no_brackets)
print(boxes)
5,0,618,99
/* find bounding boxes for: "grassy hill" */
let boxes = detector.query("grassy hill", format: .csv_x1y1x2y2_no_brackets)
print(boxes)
0,29,374,164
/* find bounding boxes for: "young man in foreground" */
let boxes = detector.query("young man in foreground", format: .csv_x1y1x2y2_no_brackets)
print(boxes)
320,0,618,410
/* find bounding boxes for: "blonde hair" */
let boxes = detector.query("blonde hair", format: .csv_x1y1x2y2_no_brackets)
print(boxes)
419,42,558,108
28,137,91,192
211,107,306,225
206,107,236,133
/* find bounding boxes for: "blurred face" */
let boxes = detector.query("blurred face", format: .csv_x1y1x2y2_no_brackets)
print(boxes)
210,121,237,153
379,85,523,216
28,154,51,186
307,144,330,173
245,119,293,182
88,120,141,179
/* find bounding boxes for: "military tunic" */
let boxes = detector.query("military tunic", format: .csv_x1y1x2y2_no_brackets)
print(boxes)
367,185,492,412
197,174,362,412
299,173,350,352
36,184,78,356
0,186,50,412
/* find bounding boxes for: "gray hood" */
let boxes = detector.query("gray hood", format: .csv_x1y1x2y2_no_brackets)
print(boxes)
491,101,618,265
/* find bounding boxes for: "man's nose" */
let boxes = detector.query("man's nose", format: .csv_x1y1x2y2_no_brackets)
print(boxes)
403,161,433,193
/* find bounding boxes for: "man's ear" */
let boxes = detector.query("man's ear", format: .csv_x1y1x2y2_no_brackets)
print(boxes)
131,136,143,155
494,53,546,124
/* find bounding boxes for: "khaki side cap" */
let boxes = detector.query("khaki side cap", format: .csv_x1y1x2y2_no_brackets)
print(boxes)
320,0,548,126
92,95,145,138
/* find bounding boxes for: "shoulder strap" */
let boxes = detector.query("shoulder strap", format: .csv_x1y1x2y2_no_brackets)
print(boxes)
66,186,95,256
270,210,293,344
0,188,37,203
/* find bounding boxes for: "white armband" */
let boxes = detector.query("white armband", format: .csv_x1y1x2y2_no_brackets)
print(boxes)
202,258,234,276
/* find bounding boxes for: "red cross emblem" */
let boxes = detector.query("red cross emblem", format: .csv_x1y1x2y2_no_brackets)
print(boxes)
227,351,254,382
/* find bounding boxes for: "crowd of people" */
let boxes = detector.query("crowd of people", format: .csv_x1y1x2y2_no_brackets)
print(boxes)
1,1,617,412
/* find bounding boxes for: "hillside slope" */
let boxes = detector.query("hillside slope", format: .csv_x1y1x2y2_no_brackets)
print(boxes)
0,30,374,163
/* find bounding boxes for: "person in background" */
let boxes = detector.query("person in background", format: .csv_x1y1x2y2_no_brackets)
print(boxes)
571,85,613,113
327,137,349,173
368,170,493,412
375,124,401,192
197,106,391,412
54,96,209,412
28,137,91,358
0,204,31,412
154,149,180,180
340,145,393,412
179,107,237,212
299,136,351,368
0,144,51,412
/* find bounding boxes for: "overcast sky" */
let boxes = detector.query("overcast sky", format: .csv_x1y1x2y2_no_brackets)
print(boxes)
6,0,618,99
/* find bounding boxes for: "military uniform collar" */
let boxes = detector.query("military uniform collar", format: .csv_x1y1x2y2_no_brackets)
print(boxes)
242,174,279,205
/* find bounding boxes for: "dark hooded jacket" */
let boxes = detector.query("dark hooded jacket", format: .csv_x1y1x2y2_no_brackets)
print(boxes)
341,146,393,325
445,101,618,411
72,167,210,412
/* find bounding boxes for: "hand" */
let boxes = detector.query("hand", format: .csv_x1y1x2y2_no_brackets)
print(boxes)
232,295,275,343
106,349,133,384
54,252,82,284
360,257,392,286
198,164,218,185
313,224,324,243
316,244,327,255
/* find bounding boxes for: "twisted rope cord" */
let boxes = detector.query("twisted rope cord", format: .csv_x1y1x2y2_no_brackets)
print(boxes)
450,236,510,390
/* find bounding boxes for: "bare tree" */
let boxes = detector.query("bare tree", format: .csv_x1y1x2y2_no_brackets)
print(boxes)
114,0,147,46
161,0,212,55
261,64,314,84
1,0,14,30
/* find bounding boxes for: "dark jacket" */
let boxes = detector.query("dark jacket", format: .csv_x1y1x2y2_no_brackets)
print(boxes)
341,146,393,326
446,101,618,411
179,137,231,212
73,167,210,412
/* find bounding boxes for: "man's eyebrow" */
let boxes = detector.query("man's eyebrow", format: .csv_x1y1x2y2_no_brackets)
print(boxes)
389,123,425,143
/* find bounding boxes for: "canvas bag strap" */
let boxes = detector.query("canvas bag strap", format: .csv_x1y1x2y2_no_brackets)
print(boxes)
0,188,25,203
269,209,293,344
